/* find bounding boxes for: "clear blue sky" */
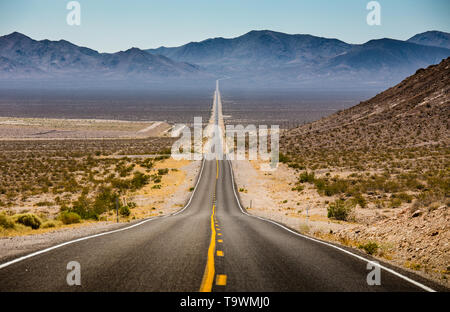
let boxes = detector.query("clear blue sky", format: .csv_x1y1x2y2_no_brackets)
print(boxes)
1,0,449,52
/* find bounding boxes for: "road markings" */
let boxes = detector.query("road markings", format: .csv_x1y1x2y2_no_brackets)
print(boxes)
216,159,219,179
216,274,227,286
199,160,220,292
199,204,216,292
0,158,207,271
217,250,224,257
217,233,222,236
227,160,436,292
218,239,223,243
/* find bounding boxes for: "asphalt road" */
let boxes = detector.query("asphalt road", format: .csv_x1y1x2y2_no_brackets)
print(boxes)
0,82,445,292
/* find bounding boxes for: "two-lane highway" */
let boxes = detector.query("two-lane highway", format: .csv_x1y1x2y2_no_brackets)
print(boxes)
0,82,443,292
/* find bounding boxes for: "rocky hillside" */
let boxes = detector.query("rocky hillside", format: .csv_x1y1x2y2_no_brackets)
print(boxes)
281,57,450,153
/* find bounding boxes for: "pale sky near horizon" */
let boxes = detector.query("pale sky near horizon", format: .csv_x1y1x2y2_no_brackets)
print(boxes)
0,0,449,52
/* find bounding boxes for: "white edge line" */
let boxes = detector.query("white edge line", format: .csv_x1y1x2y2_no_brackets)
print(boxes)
227,160,436,293
0,158,206,270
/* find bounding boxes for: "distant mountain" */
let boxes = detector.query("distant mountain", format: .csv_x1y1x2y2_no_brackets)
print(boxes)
281,57,450,153
1,30,449,89
407,31,450,49
0,32,202,80
147,30,351,74
147,30,450,87
322,38,450,83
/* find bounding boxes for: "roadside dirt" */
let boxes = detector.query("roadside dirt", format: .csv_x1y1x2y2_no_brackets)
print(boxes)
232,159,449,287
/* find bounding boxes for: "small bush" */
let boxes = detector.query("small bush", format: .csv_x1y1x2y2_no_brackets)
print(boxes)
60,211,81,225
42,221,56,228
279,153,291,164
16,214,42,229
131,172,150,190
327,199,352,221
352,193,367,208
157,168,169,175
395,192,413,203
119,206,131,217
299,171,315,183
358,242,379,255
0,213,15,229
390,198,402,208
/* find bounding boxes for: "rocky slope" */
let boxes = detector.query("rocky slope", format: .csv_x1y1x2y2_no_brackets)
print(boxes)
281,57,450,153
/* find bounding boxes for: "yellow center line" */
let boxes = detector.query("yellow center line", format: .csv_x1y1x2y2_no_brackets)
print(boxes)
199,204,216,292
199,159,220,292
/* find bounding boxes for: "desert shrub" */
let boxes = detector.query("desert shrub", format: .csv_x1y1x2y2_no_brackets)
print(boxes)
315,178,350,196
279,153,291,164
327,199,352,221
388,198,400,208
93,187,117,216
15,213,42,229
394,192,413,203
70,195,96,219
157,168,169,175
140,158,153,169
117,163,135,177
35,201,54,207
358,242,379,255
127,201,137,208
60,211,81,224
351,193,367,208
291,185,304,192
288,163,305,170
151,175,162,183
111,178,131,190
131,172,150,190
0,213,15,229
119,205,131,217
42,221,56,228
299,171,315,183
152,184,161,189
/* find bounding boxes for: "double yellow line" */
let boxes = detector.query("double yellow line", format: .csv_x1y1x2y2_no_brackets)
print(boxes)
199,159,219,292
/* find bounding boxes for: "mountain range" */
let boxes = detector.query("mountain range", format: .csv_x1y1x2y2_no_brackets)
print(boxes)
0,30,449,88
0,32,203,81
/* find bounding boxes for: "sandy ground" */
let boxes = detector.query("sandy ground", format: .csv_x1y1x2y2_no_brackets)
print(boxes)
0,159,201,263
129,159,201,218
232,160,350,234
0,117,171,139
232,159,449,287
